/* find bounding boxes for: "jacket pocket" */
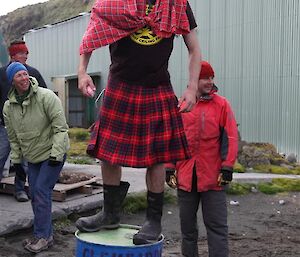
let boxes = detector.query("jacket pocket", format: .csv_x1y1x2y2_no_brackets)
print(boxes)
17,131,41,155
200,112,219,139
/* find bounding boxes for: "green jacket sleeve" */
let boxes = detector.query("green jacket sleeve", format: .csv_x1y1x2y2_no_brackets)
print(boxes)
3,102,22,164
44,91,70,162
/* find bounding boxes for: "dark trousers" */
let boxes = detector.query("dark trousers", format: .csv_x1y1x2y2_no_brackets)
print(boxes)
177,172,228,257
0,124,27,193
14,161,28,193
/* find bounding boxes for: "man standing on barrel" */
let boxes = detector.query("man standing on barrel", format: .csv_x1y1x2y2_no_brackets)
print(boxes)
76,0,201,245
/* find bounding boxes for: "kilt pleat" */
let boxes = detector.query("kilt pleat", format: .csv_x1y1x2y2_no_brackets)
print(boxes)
87,78,191,167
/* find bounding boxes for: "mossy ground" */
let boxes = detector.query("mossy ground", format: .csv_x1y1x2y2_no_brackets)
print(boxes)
227,178,300,195
67,128,94,164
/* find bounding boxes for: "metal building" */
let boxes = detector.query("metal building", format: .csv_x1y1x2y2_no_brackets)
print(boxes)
24,0,300,158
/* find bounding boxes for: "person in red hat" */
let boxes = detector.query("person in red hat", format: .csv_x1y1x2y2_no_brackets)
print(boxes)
165,61,238,257
0,40,47,202
76,0,202,245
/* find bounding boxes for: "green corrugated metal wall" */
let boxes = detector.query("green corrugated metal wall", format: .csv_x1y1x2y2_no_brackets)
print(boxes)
25,0,300,158
170,0,300,158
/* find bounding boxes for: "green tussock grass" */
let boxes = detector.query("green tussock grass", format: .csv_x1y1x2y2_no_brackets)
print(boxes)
226,183,253,195
68,141,88,156
67,156,94,165
53,217,71,230
123,189,177,214
68,127,90,141
257,178,300,194
254,165,300,175
233,162,246,173
67,128,90,159
226,178,300,195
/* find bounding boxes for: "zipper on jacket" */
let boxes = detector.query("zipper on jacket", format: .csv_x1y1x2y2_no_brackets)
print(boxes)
201,112,205,131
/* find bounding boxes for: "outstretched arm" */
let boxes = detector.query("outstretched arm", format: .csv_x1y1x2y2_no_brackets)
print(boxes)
78,52,96,97
179,29,202,112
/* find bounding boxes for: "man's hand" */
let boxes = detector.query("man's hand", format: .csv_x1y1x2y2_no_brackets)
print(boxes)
77,52,95,98
217,168,233,186
78,72,96,98
178,87,197,113
165,168,177,189
48,157,62,167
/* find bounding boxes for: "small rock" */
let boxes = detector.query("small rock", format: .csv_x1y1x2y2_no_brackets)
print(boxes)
280,163,294,169
276,210,281,214
2,169,9,178
229,200,240,206
279,200,285,205
167,211,172,215
279,152,286,158
286,153,297,163
251,186,258,193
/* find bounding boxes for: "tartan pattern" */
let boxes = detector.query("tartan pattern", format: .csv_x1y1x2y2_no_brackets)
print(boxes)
87,78,191,167
80,0,190,54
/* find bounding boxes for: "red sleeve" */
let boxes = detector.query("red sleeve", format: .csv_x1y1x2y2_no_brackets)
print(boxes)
220,99,238,169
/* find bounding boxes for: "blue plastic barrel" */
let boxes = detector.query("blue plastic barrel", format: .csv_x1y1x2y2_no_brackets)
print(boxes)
75,224,164,257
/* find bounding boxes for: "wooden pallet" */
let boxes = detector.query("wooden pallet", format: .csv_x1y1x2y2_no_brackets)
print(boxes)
0,176,103,202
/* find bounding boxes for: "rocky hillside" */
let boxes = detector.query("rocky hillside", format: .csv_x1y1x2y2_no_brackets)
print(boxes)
0,0,94,46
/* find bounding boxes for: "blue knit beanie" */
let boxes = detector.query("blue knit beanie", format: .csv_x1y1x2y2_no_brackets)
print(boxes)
6,62,28,84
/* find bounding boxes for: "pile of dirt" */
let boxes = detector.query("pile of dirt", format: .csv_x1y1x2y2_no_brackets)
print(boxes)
58,171,95,184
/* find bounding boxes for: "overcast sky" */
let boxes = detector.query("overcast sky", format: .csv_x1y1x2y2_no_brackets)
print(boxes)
0,0,48,16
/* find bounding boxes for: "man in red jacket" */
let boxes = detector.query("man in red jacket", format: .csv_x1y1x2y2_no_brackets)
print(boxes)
166,61,238,257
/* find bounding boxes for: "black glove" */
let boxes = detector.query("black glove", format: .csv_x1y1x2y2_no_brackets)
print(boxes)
13,164,26,182
48,157,62,167
165,168,177,189
218,167,233,186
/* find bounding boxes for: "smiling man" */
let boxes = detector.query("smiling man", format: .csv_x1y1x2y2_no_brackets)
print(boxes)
0,40,47,202
166,61,238,257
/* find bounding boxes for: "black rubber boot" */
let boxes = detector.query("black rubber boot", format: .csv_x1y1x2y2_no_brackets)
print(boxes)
76,181,130,232
133,191,164,245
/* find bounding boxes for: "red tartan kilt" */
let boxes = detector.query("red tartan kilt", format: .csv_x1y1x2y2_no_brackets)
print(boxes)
87,78,191,167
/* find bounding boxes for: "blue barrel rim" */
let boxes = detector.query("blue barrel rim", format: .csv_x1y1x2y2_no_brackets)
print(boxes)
75,224,164,248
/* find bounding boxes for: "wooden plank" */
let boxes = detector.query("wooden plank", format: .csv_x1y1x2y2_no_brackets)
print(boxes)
77,185,93,194
57,187,103,202
0,183,15,195
52,190,67,202
0,176,103,202
54,177,101,191
0,176,27,185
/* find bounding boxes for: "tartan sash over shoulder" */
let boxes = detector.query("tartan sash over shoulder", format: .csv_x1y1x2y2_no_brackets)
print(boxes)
80,0,190,54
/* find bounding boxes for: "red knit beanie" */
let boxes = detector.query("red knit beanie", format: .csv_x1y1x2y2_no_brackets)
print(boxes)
199,61,214,79
8,41,29,57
